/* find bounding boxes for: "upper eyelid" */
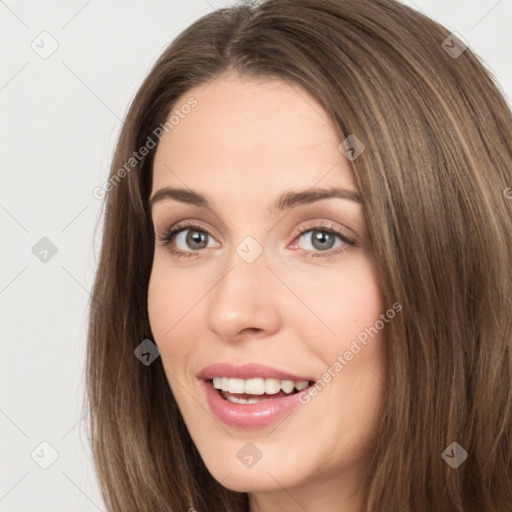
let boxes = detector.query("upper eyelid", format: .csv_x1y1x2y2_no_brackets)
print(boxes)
152,202,361,228
159,219,219,239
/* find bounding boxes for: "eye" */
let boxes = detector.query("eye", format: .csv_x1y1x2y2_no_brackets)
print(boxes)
175,229,211,251
294,222,355,258
156,221,219,258
156,220,356,259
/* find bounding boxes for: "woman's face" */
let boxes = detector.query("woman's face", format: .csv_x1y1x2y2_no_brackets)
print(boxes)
148,72,387,509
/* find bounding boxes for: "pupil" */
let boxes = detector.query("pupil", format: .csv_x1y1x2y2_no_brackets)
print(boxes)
312,231,334,250
188,230,207,249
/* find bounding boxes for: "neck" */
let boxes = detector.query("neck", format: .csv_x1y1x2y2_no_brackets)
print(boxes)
248,468,367,512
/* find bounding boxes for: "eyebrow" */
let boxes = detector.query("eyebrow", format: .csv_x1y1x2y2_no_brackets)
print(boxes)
149,186,362,213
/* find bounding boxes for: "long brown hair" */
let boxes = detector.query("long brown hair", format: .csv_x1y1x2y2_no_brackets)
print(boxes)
85,0,512,510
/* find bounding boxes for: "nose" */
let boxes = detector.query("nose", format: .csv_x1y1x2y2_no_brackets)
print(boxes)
206,241,282,342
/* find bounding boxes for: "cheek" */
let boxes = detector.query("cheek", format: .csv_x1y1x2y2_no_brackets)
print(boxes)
147,260,193,339
147,261,211,385
339,272,383,337
331,260,385,372
147,271,169,340
300,256,387,410
147,265,192,362
291,255,383,343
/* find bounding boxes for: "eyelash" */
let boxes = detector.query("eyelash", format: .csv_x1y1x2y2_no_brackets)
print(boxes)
156,220,355,259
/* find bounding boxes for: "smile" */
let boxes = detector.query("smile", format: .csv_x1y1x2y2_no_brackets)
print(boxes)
214,376,310,394
198,363,316,428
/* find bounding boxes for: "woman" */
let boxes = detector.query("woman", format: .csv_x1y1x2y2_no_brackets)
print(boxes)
86,0,512,510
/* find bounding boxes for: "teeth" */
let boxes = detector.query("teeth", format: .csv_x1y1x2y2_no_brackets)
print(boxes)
264,378,281,394
212,376,311,395
280,380,295,393
295,380,309,391
245,378,265,395
224,395,264,404
227,378,245,394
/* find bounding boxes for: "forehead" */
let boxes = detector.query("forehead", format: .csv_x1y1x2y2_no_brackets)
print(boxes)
151,73,357,198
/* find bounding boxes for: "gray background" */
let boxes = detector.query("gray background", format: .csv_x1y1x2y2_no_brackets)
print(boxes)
1,0,511,510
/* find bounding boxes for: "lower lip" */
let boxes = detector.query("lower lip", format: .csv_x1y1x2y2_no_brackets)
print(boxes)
201,380,308,429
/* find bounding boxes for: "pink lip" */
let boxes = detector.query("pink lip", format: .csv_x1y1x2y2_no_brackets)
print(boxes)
197,362,315,382
197,363,315,429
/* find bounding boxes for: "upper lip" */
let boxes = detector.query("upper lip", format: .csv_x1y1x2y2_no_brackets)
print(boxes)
198,362,315,382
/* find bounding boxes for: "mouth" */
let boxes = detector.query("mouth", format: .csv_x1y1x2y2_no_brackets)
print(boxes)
208,376,315,404
197,362,317,427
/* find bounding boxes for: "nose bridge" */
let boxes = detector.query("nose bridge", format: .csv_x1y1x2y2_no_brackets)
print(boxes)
215,232,271,305
206,233,281,339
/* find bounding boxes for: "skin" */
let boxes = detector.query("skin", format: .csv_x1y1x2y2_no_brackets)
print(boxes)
147,72,387,512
